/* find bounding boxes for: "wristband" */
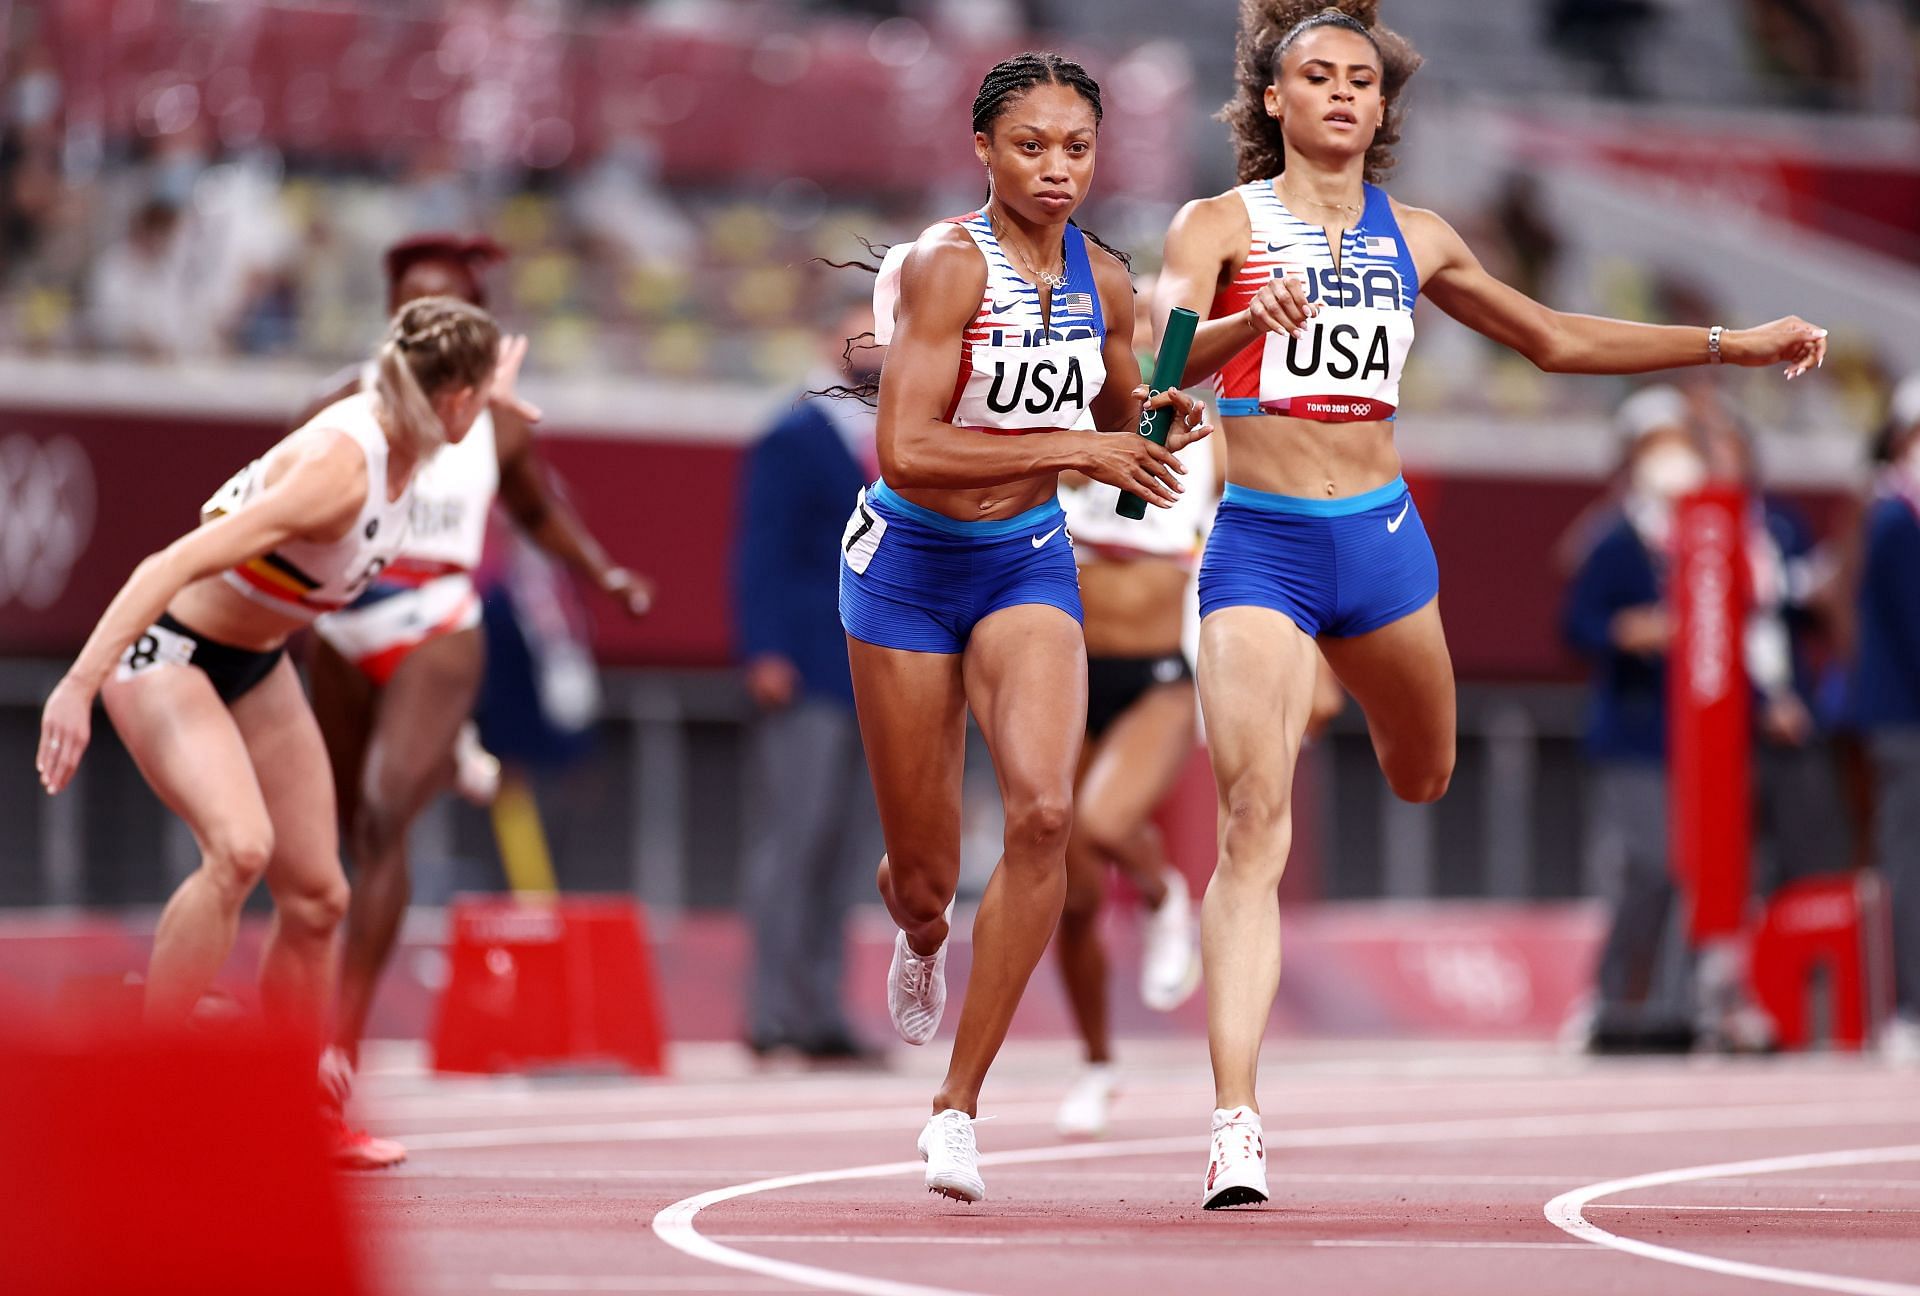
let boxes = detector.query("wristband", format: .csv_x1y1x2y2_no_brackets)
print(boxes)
1707,325,1724,365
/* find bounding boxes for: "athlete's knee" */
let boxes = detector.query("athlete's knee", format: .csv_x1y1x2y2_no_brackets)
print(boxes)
884,855,952,926
205,825,274,899
350,790,411,863
1221,779,1292,847
1003,789,1073,857
279,867,351,938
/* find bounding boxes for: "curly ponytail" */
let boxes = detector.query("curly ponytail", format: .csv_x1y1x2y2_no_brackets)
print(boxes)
1219,1,1423,186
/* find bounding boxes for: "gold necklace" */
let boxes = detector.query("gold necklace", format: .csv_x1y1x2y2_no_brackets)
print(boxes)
1279,182,1362,217
989,213,1067,290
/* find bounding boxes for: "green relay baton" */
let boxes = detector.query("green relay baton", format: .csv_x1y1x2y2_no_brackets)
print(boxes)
1117,305,1200,520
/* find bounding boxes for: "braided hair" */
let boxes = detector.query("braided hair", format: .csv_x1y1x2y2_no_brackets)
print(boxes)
812,52,1133,405
972,51,1130,269
1219,1,1423,186
371,296,500,457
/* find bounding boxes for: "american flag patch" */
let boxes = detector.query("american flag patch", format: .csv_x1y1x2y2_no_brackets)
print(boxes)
1360,235,1398,257
1057,291,1095,317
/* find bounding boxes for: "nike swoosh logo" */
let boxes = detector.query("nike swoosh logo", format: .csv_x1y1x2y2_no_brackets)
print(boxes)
1386,500,1411,533
1032,524,1064,548
1265,241,1294,252
989,300,1020,314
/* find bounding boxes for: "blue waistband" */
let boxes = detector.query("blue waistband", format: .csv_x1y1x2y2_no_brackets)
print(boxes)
1222,476,1408,518
868,480,1063,538
1217,397,1262,417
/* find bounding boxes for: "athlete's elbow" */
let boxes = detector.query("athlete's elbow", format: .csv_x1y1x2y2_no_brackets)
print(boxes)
880,438,937,488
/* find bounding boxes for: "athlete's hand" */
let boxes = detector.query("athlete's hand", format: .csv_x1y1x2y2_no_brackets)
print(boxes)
489,334,544,423
600,567,654,617
36,676,93,796
1245,269,1318,340
1725,317,1827,380
1133,384,1214,454
1074,429,1185,509
745,655,799,711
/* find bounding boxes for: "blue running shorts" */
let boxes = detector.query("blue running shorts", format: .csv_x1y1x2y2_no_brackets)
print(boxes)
1197,476,1439,638
839,480,1083,654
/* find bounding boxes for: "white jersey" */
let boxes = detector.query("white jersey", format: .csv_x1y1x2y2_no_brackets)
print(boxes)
206,392,414,621
874,213,1108,434
1060,434,1215,570
1212,181,1419,423
392,408,497,576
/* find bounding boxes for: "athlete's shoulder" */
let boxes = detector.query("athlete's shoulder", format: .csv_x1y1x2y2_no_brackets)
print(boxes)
1081,230,1131,290
1166,187,1254,254
1385,196,1458,242
894,223,987,314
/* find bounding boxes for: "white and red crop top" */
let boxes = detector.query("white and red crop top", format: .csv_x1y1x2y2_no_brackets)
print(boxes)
873,213,1108,434
204,392,416,621
1211,181,1418,423
388,406,497,582
1059,434,1215,570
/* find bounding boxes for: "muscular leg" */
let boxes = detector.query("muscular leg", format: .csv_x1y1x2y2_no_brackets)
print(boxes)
335,627,483,1059
309,636,375,846
1197,607,1320,1112
849,637,968,960
104,667,275,1026
1316,599,1457,804
936,605,1086,1116
232,660,350,1040
1056,683,1195,1064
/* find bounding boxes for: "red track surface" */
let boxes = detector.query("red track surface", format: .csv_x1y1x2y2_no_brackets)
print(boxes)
350,1040,1920,1295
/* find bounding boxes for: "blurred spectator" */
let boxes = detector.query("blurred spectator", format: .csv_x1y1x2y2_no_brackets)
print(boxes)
1694,400,1850,893
85,199,206,357
1546,0,1662,98
1562,386,1705,1051
1745,0,1863,109
731,297,883,1062
1852,375,1920,1059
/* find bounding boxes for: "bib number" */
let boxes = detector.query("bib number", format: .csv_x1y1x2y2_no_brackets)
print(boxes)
840,490,888,576
115,622,196,683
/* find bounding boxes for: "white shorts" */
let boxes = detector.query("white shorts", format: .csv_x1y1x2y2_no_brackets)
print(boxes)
314,571,481,685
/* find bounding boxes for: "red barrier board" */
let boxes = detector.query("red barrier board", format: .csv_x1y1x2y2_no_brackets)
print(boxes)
1669,489,1751,943
430,896,668,1075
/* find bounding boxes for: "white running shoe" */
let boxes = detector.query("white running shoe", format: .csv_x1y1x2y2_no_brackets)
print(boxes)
1055,1064,1116,1139
917,1108,986,1202
1203,1105,1268,1209
888,929,947,1045
453,721,502,806
1884,1014,1920,1066
1140,870,1201,1012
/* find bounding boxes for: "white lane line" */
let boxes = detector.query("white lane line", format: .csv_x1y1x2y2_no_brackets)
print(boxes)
396,1168,792,1182
1309,1240,1596,1251
649,1101,1920,1296
414,1097,1916,1154
490,1279,793,1292
1546,1144,1920,1296
712,1236,1009,1246
713,1235,1606,1252
1590,1203,1920,1214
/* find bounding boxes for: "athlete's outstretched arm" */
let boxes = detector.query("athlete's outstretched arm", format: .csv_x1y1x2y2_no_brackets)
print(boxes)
492,336,652,616
36,436,369,794
1155,194,1313,387
1406,206,1826,379
879,228,1187,504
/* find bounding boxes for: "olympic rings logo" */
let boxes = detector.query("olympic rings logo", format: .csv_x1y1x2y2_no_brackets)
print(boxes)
0,434,96,610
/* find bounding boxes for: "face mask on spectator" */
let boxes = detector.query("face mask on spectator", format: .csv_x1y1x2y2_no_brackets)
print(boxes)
1632,443,1707,502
